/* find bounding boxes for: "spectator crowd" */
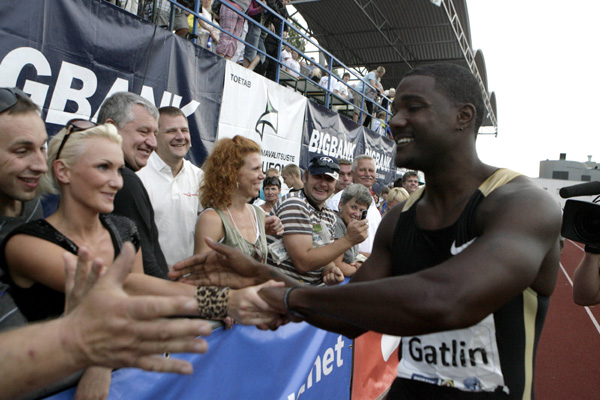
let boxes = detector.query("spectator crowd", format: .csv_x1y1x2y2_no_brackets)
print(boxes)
0,84,416,398
107,0,395,137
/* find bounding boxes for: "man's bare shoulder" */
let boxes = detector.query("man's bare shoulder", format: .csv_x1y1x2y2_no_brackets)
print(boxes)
478,174,562,238
484,174,560,213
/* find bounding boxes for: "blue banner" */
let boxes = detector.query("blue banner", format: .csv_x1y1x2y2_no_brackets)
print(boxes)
46,323,352,400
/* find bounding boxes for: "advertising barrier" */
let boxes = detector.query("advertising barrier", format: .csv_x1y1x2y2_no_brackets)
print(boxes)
46,323,353,400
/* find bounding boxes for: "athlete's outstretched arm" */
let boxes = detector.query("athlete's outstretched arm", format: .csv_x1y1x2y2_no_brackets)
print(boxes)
261,184,561,337
260,206,399,338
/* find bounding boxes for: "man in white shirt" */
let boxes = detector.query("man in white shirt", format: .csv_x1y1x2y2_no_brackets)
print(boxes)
326,155,381,255
137,106,204,268
284,50,301,78
334,72,351,100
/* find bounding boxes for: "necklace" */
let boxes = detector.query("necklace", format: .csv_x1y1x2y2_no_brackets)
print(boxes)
226,205,259,258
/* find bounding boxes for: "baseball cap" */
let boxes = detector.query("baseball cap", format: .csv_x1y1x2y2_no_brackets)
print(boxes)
308,156,340,180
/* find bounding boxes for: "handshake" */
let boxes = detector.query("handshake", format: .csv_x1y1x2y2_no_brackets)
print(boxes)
169,238,309,329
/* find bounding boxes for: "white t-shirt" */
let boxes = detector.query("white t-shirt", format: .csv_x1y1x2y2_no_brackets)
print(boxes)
334,79,349,98
137,152,204,268
285,58,300,78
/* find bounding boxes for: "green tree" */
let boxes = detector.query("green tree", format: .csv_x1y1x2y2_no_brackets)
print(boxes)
287,19,306,54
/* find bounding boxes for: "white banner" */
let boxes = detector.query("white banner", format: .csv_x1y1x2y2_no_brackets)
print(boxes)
218,61,307,172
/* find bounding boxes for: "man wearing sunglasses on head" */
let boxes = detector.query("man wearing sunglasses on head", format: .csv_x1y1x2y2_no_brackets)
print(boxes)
0,87,47,331
265,156,369,286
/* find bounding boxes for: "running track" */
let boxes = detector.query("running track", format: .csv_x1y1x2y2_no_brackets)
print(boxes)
534,240,600,399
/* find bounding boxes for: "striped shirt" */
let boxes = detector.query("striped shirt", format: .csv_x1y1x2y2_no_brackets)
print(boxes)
267,190,336,285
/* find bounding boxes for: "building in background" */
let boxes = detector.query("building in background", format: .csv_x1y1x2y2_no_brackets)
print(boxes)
539,153,600,182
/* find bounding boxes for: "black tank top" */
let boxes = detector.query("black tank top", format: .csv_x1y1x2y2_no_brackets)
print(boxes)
2,214,139,322
389,169,549,399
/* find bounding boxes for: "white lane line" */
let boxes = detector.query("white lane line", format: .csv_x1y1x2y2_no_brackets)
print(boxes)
561,240,600,335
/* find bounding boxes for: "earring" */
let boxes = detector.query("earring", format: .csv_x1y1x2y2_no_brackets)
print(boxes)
457,126,464,131
236,181,240,189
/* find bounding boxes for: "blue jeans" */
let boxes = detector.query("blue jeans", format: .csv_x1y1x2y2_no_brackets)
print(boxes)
244,19,266,63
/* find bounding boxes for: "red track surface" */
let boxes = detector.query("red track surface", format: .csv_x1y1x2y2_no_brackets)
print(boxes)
534,240,600,399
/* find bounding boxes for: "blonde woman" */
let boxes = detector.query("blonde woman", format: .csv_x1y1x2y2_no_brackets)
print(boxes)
385,187,410,213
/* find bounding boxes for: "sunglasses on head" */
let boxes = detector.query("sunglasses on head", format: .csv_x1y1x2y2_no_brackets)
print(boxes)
263,177,281,187
0,87,30,114
311,157,340,172
55,119,98,160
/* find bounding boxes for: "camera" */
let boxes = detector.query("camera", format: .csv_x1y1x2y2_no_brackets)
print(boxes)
561,200,600,246
560,181,600,246
361,209,368,220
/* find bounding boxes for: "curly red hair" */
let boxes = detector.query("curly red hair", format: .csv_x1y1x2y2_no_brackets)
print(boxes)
200,135,261,209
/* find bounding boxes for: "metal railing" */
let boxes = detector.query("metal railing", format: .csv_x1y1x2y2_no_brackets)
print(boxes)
133,0,394,133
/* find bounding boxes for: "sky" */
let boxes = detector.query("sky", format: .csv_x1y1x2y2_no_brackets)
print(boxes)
466,0,600,177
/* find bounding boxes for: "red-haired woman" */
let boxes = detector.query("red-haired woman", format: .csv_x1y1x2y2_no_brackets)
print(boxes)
194,135,274,261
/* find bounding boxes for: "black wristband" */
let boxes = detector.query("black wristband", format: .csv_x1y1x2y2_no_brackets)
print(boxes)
283,287,306,318
585,244,600,254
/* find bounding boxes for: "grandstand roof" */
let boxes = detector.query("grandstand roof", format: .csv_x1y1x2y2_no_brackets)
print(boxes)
289,0,498,131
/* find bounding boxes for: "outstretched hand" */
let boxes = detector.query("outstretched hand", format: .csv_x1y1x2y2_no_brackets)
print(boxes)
64,246,105,314
169,238,264,289
61,242,212,375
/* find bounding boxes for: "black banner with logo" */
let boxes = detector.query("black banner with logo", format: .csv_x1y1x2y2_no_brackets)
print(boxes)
0,0,223,166
302,100,397,185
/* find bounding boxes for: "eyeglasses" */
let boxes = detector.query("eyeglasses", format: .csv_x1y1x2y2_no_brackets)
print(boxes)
0,87,29,114
310,157,340,172
56,119,98,159
263,177,281,187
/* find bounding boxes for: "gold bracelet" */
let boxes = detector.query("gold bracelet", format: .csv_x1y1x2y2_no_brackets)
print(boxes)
195,286,230,319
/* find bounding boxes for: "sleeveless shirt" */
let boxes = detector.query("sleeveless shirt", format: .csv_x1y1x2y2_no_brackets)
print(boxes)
213,205,267,263
2,214,140,322
389,169,549,399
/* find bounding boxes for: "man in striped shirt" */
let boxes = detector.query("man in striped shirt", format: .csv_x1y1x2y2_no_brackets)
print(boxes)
266,156,368,285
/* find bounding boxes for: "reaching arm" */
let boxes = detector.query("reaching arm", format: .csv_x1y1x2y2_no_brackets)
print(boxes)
170,237,301,289
573,251,600,306
0,243,211,400
261,183,561,337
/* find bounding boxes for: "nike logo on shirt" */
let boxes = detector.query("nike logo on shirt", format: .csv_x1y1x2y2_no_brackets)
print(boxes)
450,237,477,255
